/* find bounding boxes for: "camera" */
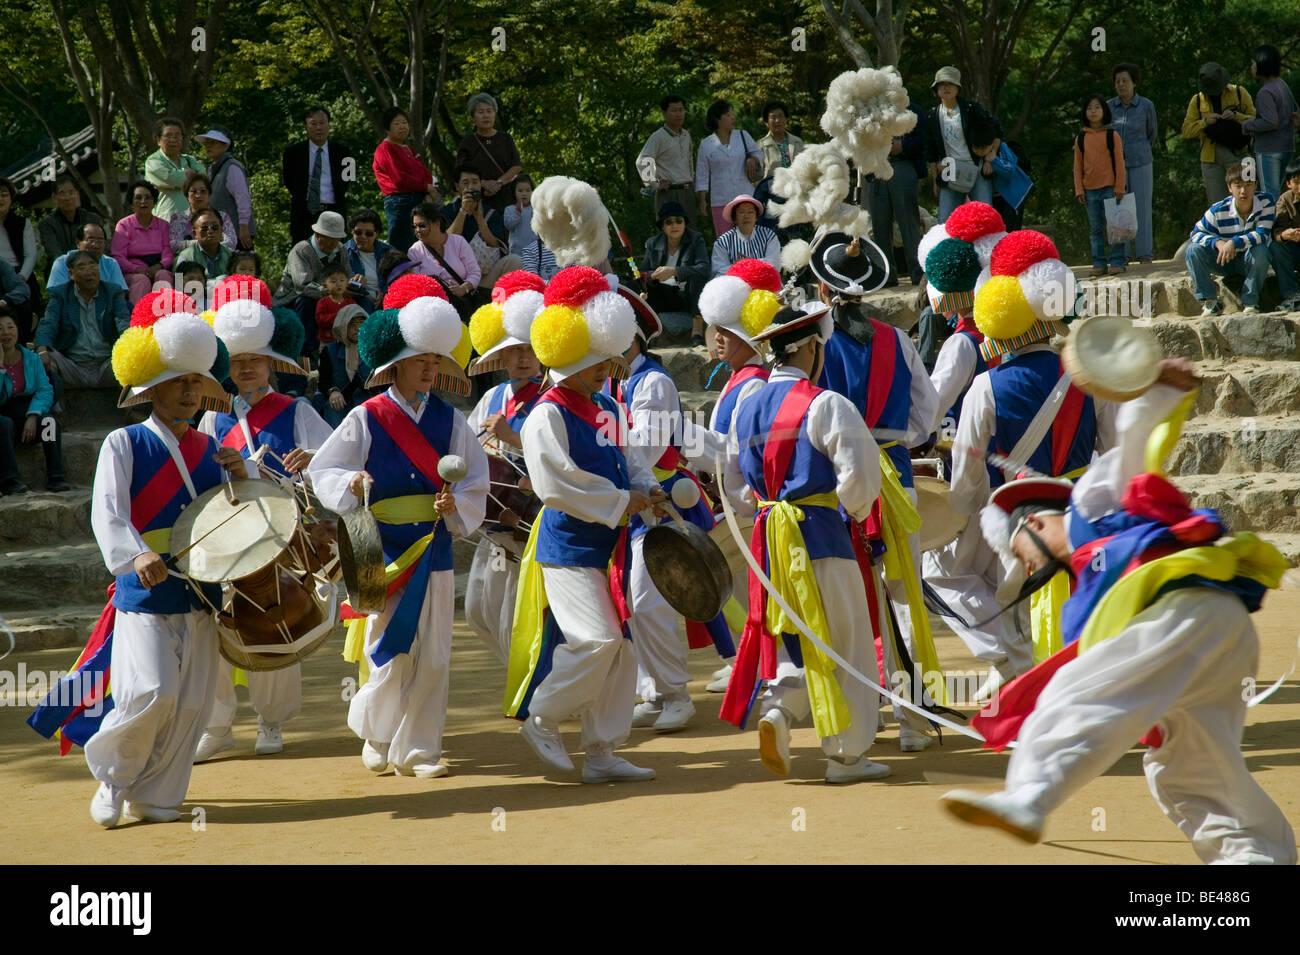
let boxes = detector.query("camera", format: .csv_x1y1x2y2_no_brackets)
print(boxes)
469,189,483,200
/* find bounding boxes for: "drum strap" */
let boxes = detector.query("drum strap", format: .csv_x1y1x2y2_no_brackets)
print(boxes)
1002,369,1072,481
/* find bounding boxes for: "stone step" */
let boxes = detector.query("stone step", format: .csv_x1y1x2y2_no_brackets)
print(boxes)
13,428,105,491
1168,415,1300,476
1193,359,1300,418
1149,312,1300,362
58,387,137,431
2,604,104,652
1180,473,1300,534
1,542,114,611
0,489,93,546
657,346,723,393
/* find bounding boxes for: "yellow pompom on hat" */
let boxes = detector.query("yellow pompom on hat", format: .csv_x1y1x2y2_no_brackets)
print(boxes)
698,258,784,348
973,230,1076,359
530,266,636,380
113,289,230,411
468,270,545,374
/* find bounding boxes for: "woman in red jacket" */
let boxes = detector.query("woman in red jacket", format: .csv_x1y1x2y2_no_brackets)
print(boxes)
372,107,434,257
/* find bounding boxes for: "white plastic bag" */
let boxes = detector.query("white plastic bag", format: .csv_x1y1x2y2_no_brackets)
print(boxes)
1104,193,1138,245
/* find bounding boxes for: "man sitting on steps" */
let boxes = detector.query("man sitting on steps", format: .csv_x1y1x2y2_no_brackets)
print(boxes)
1184,163,1275,316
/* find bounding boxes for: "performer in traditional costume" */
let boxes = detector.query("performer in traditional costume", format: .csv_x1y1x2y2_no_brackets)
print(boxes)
505,265,667,782
308,284,488,778
28,289,244,826
941,359,1297,864
720,303,891,783
194,278,334,760
465,270,548,665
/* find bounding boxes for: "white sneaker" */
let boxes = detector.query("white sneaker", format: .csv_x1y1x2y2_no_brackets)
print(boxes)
825,757,893,783
582,754,656,783
1199,300,1222,316
1243,306,1261,315
362,739,390,773
757,707,792,777
711,663,733,681
899,724,933,752
395,758,449,778
194,727,234,763
705,672,731,693
125,802,181,823
939,789,1044,844
653,697,695,733
90,783,124,828
254,720,283,756
972,664,1007,704
631,701,663,727
1279,295,1300,311
519,715,574,773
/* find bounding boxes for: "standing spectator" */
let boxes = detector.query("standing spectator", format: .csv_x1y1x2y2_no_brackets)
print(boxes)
112,181,175,303
695,100,763,235
38,175,106,269
271,211,348,381
756,101,805,180
283,106,354,244
505,174,557,279
1182,62,1256,207
641,200,709,344
1243,45,1299,200
0,176,39,339
174,210,235,285
344,209,392,311
868,102,926,285
373,107,433,255
407,202,480,317
35,251,129,389
197,125,256,249
454,92,522,216
47,222,125,292
638,94,696,227
1108,63,1159,264
443,165,523,292
972,123,1033,231
0,309,66,494
1184,163,1274,316
710,195,780,276
1269,158,1300,310
1074,95,1128,276
922,67,1003,222
169,171,237,252
144,117,205,221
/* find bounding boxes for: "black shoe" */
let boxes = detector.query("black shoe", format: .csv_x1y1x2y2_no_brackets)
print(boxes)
46,479,71,493
1,481,31,496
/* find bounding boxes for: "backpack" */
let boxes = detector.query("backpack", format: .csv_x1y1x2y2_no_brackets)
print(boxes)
1075,129,1116,179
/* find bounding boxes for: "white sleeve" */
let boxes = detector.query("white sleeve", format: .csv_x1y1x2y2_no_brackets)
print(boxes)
711,378,766,519
466,385,498,433
626,369,677,472
950,371,996,515
806,391,882,523
91,429,149,575
293,398,336,452
898,328,939,448
520,402,631,528
710,237,729,276
441,411,489,538
929,333,977,433
306,405,371,514
1093,396,1119,455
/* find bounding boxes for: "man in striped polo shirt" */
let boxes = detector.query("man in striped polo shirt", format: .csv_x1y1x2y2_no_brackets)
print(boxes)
1183,163,1276,316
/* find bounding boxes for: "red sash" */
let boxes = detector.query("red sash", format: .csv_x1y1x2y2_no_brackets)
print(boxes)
220,391,295,453
131,427,210,537
761,378,821,500
863,320,896,430
362,395,444,490
721,363,769,401
1050,361,1087,477
504,378,544,421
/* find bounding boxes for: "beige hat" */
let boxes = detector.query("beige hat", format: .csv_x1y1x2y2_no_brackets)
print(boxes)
312,210,346,239
932,66,962,90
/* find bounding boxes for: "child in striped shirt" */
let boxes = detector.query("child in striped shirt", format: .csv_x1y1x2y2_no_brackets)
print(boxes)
1184,163,1275,315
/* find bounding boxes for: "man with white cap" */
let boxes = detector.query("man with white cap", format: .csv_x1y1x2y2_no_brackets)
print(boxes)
309,284,489,779
272,211,350,392
196,125,255,250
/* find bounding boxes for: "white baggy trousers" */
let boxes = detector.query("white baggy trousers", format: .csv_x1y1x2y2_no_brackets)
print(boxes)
465,534,521,666
208,659,302,729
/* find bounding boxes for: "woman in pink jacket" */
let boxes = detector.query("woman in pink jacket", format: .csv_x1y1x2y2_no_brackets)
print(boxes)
113,181,175,303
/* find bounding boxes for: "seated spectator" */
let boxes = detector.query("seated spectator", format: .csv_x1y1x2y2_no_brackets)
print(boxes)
1073,94,1127,276
711,195,780,276
169,171,237,253
642,201,709,344
230,250,261,277
34,250,130,389
379,247,415,288
454,92,523,216
174,209,234,287
344,209,392,310
443,165,523,291
757,101,805,179
197,125,256,249
1184,163,1274,316
175,261,210,309
0,176,39,338
505,174,558,279
1269,159,1300,311
0,309,66,494
408,202,480,317
316,302,371,426
373,107,433,255
47,222,126,293
271,211,347,384
38,175,107,269
314,261,355,352
113,180,175,303
145,116,205,221
0,258,31,337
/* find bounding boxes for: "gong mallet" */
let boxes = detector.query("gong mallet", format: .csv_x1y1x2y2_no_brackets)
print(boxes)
432,455,469,530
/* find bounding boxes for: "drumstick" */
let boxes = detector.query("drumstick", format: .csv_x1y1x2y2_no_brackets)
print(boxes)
165,504,253,568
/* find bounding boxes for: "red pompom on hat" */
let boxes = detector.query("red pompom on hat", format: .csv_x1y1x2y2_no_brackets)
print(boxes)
130,289,198,328
944,202,1007,244
383,274,449,309
989,230,1059,276
491,269,546,304
543,265,609,308
210,276,271,310
726,258,782,294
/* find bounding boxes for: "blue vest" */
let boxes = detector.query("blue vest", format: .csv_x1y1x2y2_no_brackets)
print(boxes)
734,378,853,561
536,392,631,568
365,394,456,570
988,349,1097,484
208,396,299,479
712,367,767,435
818,326,915,486
113,424,224,614
485,379,544,431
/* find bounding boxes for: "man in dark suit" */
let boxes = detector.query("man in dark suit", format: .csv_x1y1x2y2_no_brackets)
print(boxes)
35,251,130,389
282,106,354,244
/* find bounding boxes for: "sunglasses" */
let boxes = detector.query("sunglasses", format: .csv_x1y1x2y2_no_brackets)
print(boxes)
661,217,685,225
197,224,221,233
352,229,377,238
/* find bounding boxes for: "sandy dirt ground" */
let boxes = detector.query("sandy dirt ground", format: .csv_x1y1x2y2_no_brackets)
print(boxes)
2,591,1298,866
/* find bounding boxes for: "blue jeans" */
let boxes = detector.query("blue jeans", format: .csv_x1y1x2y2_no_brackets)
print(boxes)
1084,186,1126,269
383,192,423,257
1269,240,1300,299
1184,241,1270,306
1122,163,1154,260
938,175,993,223
1257,152,1293,201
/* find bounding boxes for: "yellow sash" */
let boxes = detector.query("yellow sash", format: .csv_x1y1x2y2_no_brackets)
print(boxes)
1026,463,1088,662
141,527,171,554
504,509,549,718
